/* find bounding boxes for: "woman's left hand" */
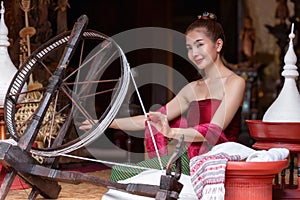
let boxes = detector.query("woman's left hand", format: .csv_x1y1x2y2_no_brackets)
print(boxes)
147,112,173,138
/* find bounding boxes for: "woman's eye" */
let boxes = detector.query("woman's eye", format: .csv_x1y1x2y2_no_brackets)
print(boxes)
186,46,192,51
196,43,203,48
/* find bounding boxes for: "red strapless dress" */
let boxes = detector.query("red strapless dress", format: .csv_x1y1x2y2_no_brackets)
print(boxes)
145,99,241,159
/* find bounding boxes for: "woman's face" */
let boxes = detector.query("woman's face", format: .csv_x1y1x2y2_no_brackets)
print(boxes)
186,28,220,70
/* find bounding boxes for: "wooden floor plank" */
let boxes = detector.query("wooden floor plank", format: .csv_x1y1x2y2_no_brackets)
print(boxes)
5,169,111,200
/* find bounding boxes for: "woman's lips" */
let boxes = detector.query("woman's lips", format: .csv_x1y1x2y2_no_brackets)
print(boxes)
194,58,203,65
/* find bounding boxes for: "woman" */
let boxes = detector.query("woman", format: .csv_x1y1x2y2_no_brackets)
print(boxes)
80,12,245,160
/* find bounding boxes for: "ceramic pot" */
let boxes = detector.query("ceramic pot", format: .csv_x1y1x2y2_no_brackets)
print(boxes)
225,160,288,200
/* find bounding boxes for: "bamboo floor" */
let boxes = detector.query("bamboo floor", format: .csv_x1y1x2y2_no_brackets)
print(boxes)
5,169,111,200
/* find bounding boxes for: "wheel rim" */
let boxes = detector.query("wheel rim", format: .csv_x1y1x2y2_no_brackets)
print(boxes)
5,30,130,157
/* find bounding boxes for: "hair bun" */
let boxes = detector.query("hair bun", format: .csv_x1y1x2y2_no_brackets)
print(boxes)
198,12,217,20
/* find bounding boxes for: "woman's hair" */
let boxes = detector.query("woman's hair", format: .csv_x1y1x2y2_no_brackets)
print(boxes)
185,12,225,43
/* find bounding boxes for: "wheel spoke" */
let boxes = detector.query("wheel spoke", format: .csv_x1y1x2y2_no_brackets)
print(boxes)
64,79,119,86
63,40,115,82
79,88,117,99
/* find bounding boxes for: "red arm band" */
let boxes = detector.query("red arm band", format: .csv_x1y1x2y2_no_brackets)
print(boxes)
192,123,228,145
187,123,228,159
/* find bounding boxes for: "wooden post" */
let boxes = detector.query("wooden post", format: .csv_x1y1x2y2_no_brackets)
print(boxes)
0,107,5,140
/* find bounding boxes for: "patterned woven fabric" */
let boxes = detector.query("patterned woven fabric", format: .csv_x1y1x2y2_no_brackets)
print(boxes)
190,152,240,200
110,149,190,182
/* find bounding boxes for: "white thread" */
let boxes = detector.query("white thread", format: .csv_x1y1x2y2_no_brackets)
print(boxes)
128,65,164,171
59,153,153,171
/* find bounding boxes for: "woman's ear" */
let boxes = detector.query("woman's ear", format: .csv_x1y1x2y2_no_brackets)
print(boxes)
216,38,223,53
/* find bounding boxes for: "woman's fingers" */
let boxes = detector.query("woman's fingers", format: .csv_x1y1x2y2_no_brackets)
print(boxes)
147,112,166,122
147,112,170,136
78,119,96,131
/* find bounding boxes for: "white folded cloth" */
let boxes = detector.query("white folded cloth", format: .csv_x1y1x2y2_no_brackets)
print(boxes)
203,142,289,162
203,142,256,160
246,148,289,162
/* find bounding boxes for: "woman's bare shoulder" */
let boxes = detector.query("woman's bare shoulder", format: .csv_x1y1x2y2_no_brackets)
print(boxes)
226,72,246,90
228,72,245,84
181,80,200,90
177,80,203,102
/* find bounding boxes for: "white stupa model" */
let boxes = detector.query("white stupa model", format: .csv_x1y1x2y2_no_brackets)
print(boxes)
263,23,300,122
0,1,26,106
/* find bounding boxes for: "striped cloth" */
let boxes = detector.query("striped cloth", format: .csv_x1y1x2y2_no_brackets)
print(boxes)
110,149,190,182
190,152,240,200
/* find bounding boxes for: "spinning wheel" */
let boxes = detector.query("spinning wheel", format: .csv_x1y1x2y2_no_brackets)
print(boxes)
5,16,129,156
0,15,183,199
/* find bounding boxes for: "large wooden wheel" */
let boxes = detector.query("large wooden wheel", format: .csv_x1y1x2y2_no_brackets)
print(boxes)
0,15,184,200
4,15,130,157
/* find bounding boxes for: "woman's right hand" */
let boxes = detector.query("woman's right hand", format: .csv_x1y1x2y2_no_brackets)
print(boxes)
147,112,173,138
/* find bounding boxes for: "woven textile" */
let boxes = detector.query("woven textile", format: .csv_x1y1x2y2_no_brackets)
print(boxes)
110,149,190,182
190,152,240,200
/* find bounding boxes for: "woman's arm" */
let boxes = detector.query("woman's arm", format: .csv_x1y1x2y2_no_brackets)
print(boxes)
147,110,206,142
80,78,197,134
79,85,191,132
109,115,146,130
79,115,146,131
111,93,190,131
210,75,245,129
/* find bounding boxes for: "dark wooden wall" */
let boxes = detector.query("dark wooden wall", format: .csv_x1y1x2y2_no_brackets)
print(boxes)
67,0,239,109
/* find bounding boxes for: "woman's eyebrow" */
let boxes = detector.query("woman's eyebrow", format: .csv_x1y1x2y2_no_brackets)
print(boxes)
186,39,203,46
194,39,203,44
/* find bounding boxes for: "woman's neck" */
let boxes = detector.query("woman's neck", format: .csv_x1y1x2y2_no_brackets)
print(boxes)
203,59,228,80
